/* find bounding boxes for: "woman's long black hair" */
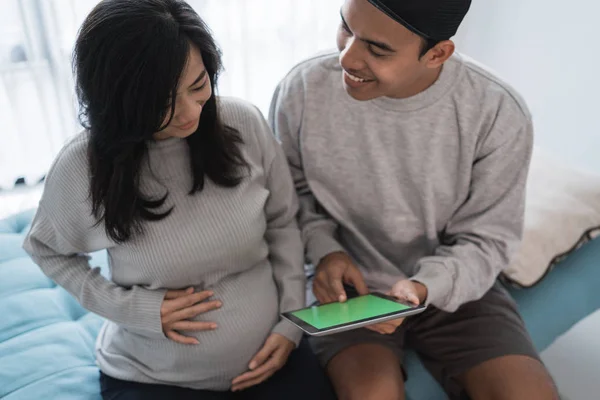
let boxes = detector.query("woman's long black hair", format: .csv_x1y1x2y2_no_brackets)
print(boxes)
73,0,248,243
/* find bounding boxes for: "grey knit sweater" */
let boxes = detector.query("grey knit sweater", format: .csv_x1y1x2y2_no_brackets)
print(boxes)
23,97,305,390
270,52,533,312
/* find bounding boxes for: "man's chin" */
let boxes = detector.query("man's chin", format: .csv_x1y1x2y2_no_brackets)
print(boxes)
344,85,380,101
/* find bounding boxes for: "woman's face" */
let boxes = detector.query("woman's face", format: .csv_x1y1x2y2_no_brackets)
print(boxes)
154,46,212,140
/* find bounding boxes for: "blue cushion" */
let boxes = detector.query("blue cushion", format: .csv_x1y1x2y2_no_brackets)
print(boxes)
0,210,106,400
1,209,599,399
508,239,600,351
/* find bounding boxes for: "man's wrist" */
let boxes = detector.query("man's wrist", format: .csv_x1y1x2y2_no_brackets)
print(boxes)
320,251,346,263
307,234,345,267
411,280,429,304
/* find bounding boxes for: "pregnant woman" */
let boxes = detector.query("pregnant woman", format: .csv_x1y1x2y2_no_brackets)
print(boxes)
23,0,332,399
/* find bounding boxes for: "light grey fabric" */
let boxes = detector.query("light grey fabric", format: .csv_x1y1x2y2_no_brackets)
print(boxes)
270,51,533,312
23,97,305,390
505,148,600,287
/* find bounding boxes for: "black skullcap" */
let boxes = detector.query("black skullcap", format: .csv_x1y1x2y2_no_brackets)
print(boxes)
367,0,472,41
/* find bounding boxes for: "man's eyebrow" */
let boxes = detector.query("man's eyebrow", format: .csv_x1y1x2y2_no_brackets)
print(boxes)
340,10,396,53
364,38,395,53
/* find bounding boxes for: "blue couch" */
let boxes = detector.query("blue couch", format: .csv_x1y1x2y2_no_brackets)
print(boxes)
1,209,599,399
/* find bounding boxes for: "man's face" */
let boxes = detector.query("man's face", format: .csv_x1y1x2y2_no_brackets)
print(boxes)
337,0,434,101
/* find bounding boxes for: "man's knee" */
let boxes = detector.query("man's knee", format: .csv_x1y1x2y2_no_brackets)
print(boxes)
338,385,405,400
459,355,559,400
327,343,405,400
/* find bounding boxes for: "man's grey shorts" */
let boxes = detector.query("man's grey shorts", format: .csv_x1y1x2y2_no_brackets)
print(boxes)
309,282,541,399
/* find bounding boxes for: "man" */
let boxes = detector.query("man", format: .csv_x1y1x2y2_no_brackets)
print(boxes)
269,0,560,399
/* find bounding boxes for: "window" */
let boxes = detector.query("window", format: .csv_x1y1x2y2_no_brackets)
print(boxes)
0,0,342,189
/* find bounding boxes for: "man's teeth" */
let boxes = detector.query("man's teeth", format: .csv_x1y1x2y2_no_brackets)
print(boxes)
347,72,366,82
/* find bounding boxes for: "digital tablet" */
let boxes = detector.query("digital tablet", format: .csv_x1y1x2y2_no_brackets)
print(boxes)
281,293,426,336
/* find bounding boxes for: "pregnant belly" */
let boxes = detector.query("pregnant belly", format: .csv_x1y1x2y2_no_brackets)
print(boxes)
190,282,280,373
97,280,280,390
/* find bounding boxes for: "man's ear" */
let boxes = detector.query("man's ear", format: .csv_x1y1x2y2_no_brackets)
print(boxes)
423,40,455,68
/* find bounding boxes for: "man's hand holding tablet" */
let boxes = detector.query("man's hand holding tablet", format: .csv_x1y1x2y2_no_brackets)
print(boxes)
282,252,427,336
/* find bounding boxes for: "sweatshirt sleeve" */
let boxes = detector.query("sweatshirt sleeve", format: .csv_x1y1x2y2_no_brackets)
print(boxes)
22,137,167,338
269,79,345,266
411,112,534,312
251,109,305,346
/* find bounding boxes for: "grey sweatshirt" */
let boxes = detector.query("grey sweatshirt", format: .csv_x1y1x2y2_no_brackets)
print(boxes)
270,52,533,312
23,97,304,390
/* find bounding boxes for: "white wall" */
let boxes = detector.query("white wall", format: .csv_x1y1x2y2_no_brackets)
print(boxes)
454,0,600,173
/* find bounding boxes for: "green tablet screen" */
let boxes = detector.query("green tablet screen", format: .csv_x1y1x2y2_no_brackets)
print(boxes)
291,294,410,330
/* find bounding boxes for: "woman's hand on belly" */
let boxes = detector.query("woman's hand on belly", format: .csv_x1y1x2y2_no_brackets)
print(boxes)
161,287,222,345
231,333,295,392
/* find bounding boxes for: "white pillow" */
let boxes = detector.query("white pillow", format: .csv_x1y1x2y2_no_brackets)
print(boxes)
502,148,600,287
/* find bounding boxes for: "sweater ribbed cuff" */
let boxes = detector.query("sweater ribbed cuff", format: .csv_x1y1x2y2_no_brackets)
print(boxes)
124,287,168,339
272,319,303,347
306,232,345,267
410,261,454,311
